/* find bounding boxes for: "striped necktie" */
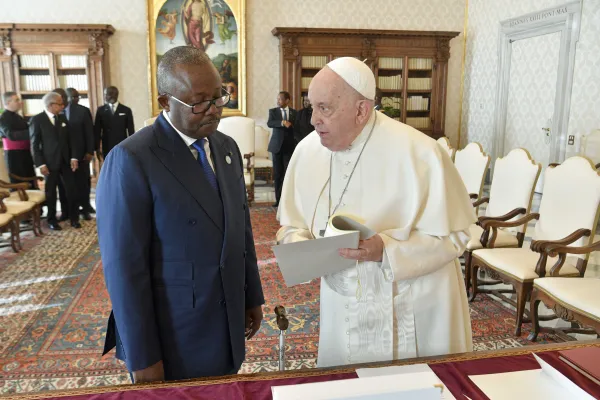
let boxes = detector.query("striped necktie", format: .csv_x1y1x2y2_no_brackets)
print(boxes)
191,139,219,192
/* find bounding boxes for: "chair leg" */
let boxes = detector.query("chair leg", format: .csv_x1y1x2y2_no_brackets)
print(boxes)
464,251,472,294
469,264,480,302
514,281,532,336
527,290,541,342
9,220,19,253
33,207,42,236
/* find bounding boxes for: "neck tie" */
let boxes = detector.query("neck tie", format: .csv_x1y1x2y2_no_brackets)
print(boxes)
110,104,114,114
282,108,287,121
192,139,219,192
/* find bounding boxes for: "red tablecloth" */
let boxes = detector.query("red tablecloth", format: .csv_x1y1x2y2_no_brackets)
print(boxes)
11,346,600,400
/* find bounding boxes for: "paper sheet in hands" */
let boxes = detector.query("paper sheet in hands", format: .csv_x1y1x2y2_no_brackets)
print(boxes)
272,214,376,287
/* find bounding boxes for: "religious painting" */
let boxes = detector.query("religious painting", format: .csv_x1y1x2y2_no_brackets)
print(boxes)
148,0,246,117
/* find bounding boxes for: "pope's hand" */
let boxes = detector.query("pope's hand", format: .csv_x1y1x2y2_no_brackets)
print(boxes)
339,234,384,262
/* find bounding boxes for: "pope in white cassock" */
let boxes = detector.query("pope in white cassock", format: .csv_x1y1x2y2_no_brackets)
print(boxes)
276,57,478,368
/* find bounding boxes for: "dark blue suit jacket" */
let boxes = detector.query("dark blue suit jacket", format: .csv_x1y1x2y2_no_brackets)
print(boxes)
96,113,264,380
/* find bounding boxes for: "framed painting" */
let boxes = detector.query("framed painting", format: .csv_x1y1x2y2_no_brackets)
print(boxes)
147,0,246,117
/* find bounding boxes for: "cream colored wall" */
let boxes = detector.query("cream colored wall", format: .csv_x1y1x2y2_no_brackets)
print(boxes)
246,0,467,147
461,0,600,159
2,0,150,131
3,0,467,144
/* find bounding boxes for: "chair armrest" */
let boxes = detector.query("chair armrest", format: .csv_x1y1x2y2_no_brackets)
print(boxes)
480,213,539,248
243,152,255,171
477,207,527,247
477,207,527,226
469,193,479,200
480,212,539,230
530,228,591,277
595,163,600,170
0,180,29,201
530,228,591,253
0,193,7,213
9,173,43,183
0,180,29,190
472,197,490,207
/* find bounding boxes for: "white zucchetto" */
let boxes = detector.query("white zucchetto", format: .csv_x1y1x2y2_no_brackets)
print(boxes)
326,57,376,100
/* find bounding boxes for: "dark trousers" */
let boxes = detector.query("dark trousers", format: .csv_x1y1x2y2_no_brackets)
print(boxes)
45,165,78,224
58,160,91,215
75,160,92,211
6,150,36,188
272,151,292,204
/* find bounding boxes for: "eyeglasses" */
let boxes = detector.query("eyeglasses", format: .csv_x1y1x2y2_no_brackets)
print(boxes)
165,89,230,114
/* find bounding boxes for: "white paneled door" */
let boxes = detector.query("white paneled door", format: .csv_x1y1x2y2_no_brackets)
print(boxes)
505,31,562,193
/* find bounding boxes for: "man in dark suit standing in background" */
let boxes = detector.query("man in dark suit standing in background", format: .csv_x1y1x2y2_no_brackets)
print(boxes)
267,91,296,207
64,88,95,219
30,92,81,230
94,86,134,160
293,97,314,143
96,46,264,383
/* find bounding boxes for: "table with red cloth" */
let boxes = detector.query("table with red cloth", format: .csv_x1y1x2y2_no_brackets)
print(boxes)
5,340,600,400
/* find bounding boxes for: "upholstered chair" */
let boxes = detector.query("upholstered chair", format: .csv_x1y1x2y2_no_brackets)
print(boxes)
470,157,600,336
254,125,273,184
463,149,541,293
437,136,456,162
217,116,256,204
0,192,19,253
454,142,491,215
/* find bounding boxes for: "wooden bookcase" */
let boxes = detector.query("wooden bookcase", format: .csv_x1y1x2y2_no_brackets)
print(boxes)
0,24,114,118
271,28,459,139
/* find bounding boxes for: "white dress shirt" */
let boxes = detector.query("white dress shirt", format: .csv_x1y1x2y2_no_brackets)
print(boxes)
280,106,290,126
108,102,119,113
162,110,215,172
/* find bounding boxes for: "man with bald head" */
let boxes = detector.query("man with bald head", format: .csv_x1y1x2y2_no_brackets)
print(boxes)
276,57,476,367
96,46,264,383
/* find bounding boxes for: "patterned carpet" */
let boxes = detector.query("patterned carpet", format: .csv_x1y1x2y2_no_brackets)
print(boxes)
0,206,573,395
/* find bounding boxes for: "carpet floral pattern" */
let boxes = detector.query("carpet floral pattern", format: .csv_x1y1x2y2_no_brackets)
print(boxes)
0,207,573,395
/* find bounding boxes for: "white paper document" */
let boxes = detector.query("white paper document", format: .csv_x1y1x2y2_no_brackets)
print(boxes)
272,213,375,287
271,373,444,400
356,363,434,378
272,232,359,286
469,353,594,400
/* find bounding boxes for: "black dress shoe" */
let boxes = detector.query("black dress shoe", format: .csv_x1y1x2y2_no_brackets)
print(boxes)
71,221,82,229
48,222,62,231
82,213,92,221
272,203,279,208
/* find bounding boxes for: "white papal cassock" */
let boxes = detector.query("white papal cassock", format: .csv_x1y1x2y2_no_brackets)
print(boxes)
276,110,477,368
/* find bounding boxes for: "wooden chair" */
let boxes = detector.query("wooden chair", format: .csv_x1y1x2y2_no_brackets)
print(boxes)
470,156,600,336
0,192,19,253
217,116,256,204
254,125,273,184
437,137,456,161
464,149,541,293
454,142,491,215
0,175,45,236
529,277,600,341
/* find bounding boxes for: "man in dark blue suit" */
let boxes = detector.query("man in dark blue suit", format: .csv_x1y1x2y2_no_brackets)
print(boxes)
96,46,265,383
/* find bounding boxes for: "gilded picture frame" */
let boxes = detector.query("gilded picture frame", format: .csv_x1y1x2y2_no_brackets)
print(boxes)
147,0,246,117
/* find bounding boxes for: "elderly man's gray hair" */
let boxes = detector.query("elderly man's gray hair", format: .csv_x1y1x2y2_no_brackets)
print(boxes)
157,46,213,94
2,91,17,107
42,92,61,109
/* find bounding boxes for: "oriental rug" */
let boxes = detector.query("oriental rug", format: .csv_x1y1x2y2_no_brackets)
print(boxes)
0,206,574,396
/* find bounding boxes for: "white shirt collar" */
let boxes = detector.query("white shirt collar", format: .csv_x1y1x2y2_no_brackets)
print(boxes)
45,109,57,124
162,110,206,147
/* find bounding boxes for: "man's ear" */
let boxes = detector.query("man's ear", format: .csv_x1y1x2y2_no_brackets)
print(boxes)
158,95,170,111
356,100,371,124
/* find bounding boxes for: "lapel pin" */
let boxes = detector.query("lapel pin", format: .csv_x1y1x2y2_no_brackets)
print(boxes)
225,155,232,164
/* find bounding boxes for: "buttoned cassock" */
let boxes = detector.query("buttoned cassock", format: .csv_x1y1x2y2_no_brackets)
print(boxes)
277,111,476,368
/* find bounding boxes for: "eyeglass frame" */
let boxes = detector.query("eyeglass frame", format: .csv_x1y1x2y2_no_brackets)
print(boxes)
163,89,231,114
